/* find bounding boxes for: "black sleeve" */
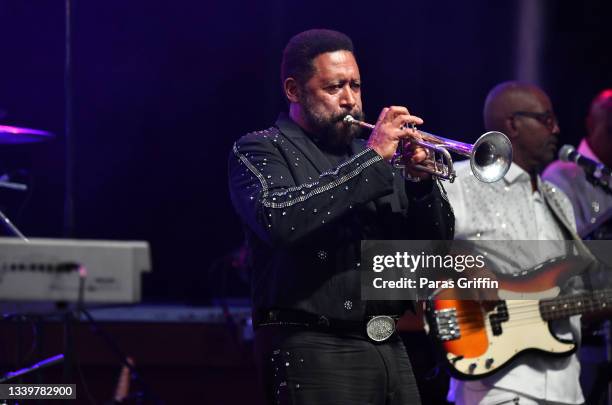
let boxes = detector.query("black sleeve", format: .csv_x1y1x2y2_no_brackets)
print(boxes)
228,131,397,247
403,178,455,241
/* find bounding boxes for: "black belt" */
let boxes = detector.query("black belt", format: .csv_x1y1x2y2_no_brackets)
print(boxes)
254,309,399,342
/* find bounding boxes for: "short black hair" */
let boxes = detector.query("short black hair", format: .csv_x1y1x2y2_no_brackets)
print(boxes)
281,29,354,88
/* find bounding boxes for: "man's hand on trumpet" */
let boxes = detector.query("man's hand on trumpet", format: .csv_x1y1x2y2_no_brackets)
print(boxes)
367,106,431,180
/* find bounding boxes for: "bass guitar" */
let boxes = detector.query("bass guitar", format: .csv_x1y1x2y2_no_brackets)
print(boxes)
424,259,610,379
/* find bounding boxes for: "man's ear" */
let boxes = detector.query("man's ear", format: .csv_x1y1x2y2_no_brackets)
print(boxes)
284,78,300,103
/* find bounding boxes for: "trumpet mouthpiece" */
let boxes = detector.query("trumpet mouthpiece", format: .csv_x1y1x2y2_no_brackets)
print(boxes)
343,115,355,124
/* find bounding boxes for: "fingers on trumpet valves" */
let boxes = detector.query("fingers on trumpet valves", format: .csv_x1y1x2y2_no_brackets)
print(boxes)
398,120,423,142
395,116,423,130
384,106,423,126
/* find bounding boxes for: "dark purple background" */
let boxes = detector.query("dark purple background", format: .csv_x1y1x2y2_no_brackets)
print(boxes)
0,0,610,301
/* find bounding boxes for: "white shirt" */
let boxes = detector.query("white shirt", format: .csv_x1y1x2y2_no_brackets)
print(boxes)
444,160,584,404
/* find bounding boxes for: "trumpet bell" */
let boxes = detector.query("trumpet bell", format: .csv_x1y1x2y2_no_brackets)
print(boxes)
471,131,513,183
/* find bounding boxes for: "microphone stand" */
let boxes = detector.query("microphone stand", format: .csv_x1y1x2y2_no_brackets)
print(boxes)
0,179,27,192
586,172,612,196
0,177,28,241
0,209,28,242
71,266,162,404
78,308,163,405
0,354,64,383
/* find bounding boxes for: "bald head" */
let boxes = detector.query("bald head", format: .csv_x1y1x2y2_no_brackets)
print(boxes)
586,89,612,165
483,82,549,132
589,89,612,114
483,81,559,174
587,89,612,139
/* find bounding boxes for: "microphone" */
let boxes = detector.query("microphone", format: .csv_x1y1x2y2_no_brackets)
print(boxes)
559,144,612,180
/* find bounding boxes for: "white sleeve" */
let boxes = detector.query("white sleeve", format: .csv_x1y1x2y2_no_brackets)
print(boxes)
443,174,471,239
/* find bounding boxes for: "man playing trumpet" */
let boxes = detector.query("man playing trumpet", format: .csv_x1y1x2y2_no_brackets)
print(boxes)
228,28,454,404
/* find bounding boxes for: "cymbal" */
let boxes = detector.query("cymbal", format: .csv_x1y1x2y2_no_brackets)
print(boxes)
0,125,55,144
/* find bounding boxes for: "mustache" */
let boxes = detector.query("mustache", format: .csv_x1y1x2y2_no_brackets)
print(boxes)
337,110,364,123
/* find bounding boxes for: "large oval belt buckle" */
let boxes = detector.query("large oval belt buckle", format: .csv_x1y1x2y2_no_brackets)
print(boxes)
366,315,396,342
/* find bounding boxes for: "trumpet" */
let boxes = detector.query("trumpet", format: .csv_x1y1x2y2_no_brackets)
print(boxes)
343,115,512,183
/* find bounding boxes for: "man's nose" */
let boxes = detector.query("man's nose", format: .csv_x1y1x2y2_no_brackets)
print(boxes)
339,86,356,109
551,121,560,135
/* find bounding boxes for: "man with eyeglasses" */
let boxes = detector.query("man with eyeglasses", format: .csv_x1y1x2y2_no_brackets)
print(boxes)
444,81,584,404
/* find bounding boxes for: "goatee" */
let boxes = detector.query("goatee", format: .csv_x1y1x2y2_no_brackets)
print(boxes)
302,103,364,152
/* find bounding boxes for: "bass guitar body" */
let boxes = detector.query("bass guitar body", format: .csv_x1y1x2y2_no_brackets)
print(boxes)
426,260,582,379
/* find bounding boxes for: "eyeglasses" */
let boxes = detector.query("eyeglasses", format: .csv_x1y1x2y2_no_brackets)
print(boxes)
511,111,558,130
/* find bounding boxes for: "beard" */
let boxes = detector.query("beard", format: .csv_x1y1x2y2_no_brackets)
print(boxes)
300,93,365,152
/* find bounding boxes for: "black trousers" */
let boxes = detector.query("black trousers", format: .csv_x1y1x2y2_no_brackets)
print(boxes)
254,326,422,405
